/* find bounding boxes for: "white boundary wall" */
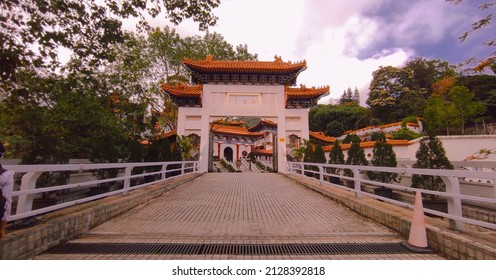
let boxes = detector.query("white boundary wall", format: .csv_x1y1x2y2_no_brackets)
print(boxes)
329,135,496,163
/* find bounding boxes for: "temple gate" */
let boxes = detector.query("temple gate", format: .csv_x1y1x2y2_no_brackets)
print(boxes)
162,55,329,173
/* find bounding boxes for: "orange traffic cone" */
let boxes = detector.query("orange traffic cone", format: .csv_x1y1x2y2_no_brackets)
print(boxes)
0,220,6,239
401,191,431,252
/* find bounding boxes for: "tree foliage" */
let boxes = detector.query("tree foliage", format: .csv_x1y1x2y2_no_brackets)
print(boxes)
367,133,399,184
0,6,260,164
424,86,486,135
0,0,221,94
328,141,344,175
344,137,368,177
308,104,370,137
412,134,454,200
367,58,456,123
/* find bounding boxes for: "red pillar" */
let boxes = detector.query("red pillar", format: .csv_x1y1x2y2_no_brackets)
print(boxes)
217,142,221,159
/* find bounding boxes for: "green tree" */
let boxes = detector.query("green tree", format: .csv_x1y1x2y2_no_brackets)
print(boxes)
343,134,360,144
412,134,454,200
353,87,360,104
344,138,368,177
457,75,496,119
367,58,456,123
423,95,460,135
367,66,418,122
308,104,370,136
177,135,199,161
424,86,486,135
392,128,422,141
291,139,309,162
367,133,399,184
105,28,257,133
0,0,220,94
340,87,354,105
328,141,345,175
313,143,326,164
447,86,486,134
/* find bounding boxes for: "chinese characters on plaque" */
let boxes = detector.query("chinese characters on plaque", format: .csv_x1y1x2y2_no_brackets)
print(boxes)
227,93,260,107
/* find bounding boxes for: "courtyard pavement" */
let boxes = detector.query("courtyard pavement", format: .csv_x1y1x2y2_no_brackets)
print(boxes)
34,173,444,260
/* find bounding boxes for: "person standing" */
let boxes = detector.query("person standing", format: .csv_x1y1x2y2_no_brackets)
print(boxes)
0,143,14,239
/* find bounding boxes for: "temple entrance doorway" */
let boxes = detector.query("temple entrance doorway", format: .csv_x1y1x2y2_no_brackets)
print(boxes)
208,116,278,173
223,147,233,162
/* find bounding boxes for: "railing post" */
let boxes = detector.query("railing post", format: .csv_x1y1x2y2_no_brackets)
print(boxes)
161,163,169,180
318,165,324,183
123,165,134,195
353,168,362,198
442,176,464,231
16,171,43,216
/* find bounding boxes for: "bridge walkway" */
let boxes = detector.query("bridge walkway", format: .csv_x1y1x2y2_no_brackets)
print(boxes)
34,173,444,260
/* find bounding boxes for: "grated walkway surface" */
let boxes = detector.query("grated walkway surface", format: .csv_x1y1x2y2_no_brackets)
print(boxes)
34,173,444,260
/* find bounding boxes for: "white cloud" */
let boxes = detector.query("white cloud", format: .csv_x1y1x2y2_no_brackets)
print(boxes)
171,0,481,105
388,1,453,45
297,25,411,105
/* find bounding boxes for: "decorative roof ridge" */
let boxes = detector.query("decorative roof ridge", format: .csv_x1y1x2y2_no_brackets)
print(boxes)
309,131,336,142
326,139,413,151
161,82,203,90
211,123,265,137
285,84,330,92
182,55,307,69
248,119,278,131
161,83,203,96
285,84,330,101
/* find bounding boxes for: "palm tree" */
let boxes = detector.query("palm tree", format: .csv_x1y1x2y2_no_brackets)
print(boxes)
177,135,197,160
291,139,309,162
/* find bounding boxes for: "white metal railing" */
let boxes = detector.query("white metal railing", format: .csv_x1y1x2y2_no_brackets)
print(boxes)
287,162,496,231
3,161,199,222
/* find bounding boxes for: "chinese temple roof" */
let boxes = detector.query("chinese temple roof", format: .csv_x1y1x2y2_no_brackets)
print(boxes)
161,83,202,96
309,131,336,144
285,85,330,109
254,148,273,156
248,119,277,132
183,55,307,85
162,83,330,109
285,85,330,99
211,123,265,137
323,139,411,152
161,83,202,107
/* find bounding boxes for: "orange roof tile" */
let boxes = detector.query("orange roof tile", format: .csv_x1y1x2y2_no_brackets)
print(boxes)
248,119,277,131
379,121,419,129
309,131,336,143
285,85,330,99
183,55,307,73
254,149,273,156
161,83,202,97
211,123,265,137
329,139,412,151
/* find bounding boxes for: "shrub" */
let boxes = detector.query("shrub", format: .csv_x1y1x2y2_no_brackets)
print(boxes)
411,134,453,200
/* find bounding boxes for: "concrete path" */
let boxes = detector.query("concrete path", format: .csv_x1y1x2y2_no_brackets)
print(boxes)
35,173,443,260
